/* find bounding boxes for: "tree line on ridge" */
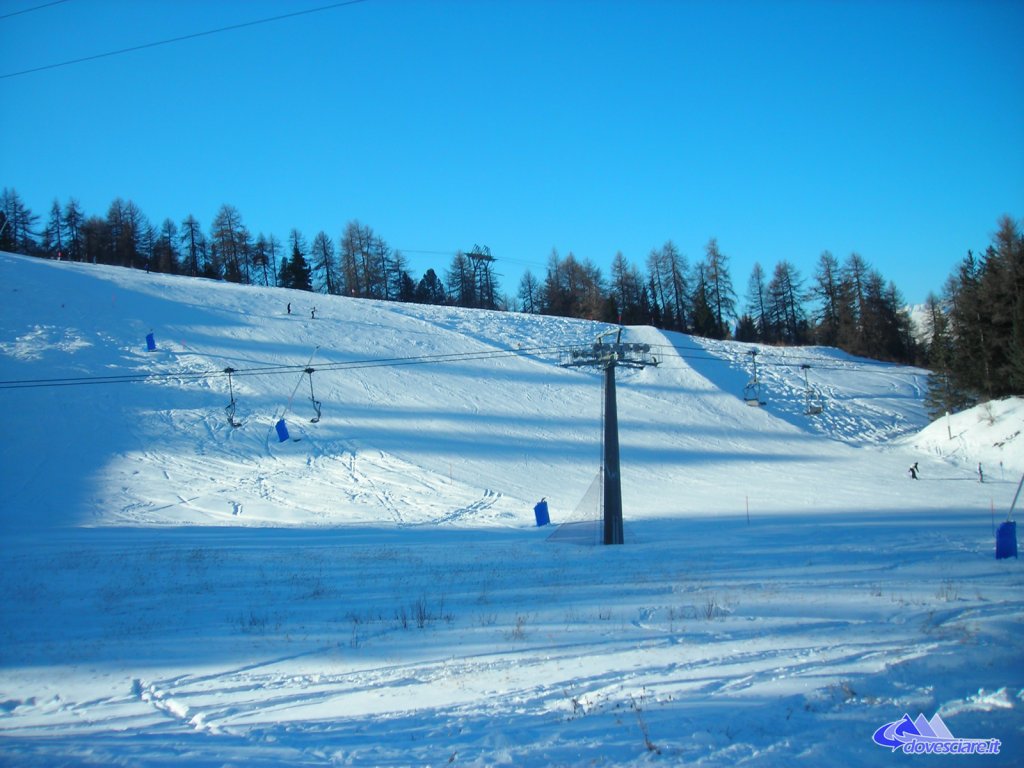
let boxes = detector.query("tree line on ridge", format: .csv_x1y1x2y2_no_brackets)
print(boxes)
2,188,1020,411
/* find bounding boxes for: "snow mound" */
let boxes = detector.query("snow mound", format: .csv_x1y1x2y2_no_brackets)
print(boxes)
910,397,1024,477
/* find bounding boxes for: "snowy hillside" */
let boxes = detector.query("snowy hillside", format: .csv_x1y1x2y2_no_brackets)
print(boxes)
910,397,1024,480
1,252,1021,767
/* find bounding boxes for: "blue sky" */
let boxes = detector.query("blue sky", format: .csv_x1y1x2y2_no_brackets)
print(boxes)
1,0,1022,306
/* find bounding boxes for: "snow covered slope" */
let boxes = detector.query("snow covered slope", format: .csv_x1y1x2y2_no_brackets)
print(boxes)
910,397,1024,480
0,251,979,529
1,252,1021,766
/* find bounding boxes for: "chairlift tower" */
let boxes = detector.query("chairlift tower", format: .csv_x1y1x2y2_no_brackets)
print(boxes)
560,328,658,545
466,245,496,309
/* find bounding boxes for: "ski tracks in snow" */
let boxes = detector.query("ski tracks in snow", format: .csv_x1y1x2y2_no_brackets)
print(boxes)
114,620,945,764
104,402,513,526
424,488,503,526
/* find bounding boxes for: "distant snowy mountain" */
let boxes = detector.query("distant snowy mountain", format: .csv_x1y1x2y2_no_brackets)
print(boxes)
906,301,932,345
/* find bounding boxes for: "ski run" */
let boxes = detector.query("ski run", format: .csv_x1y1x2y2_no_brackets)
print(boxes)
0,251,1021,766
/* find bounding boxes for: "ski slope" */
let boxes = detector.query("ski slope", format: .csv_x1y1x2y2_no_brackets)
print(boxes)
0,251,1021,766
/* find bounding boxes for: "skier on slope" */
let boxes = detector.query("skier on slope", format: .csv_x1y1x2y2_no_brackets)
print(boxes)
908,462,919,480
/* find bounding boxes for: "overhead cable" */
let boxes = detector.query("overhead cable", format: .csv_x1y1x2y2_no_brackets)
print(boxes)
0,344,574,390
0,0,72,22
0,0,369,79
0,340,917,391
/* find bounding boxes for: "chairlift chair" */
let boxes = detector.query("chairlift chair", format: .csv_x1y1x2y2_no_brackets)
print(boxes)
743,379,766,407
224,367,242,427
801,364,824,415
805,394,824,416
743,349,767,406
305,367,322,423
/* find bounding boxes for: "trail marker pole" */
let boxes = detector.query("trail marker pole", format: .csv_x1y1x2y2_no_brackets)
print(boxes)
560,328,658,545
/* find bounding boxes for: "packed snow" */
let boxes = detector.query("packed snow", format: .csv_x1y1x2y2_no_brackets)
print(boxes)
0,251,1021,766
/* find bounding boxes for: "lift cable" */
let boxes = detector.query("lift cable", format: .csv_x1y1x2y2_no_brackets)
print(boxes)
1,0,370,80
0,0,73,22
0,340,919,391
0,344,575,390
